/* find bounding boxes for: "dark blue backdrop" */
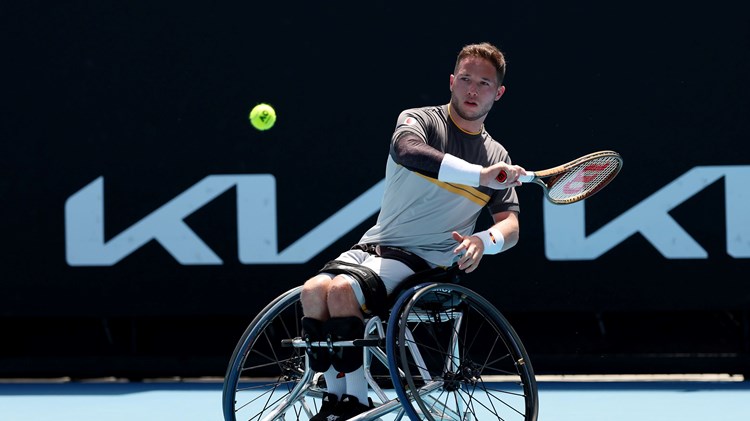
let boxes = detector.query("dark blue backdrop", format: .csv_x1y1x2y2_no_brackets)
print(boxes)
3,1,749,378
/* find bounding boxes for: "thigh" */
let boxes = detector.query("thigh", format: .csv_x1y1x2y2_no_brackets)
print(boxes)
359,254,415,295
330,249,415,294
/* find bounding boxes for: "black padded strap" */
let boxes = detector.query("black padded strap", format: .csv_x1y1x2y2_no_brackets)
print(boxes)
352,243,431,274
325,316,365,373
301,317,332,372
318,260,387,315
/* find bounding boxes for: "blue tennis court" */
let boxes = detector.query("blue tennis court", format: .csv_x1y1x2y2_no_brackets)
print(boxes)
1,377,747,421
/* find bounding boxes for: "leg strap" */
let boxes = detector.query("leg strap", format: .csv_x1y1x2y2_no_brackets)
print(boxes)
318,260,387,315
325,316,365,373
301,317,331,372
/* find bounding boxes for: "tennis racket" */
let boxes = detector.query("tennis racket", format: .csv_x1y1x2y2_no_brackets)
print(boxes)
496,150,623,204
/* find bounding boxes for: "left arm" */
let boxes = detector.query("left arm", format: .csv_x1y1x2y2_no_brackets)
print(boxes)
453,210,520,273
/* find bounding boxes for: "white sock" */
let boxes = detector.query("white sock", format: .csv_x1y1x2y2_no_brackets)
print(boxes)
345,366,369,404
322,366,346,399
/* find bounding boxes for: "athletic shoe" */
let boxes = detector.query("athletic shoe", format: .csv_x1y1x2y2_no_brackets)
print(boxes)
334,394,375,420
310,392,339,421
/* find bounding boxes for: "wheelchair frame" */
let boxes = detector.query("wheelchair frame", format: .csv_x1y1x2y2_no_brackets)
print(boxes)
223,280,538,421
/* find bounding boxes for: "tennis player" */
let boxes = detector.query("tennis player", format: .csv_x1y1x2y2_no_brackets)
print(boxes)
301,41,526,420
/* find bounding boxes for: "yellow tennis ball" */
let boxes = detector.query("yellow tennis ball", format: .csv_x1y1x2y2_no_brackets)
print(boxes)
249,103,276,131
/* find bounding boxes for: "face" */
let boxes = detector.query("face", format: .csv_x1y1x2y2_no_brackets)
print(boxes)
449,57,505,124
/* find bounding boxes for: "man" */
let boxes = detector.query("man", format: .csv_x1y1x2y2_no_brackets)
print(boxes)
301,42,525,420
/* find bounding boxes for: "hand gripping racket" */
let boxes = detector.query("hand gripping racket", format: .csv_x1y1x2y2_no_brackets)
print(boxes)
496,150,623,204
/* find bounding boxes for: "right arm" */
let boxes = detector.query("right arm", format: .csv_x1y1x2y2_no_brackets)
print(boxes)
393,132,524,189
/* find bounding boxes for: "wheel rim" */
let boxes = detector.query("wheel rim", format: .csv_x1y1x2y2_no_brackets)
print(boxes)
395,284,538,420
224,287,325,421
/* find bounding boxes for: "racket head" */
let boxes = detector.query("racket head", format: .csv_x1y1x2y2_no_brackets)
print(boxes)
537,150,623,204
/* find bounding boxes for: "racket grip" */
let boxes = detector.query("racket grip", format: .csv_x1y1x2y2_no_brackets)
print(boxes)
496,171,536,183
519,173,535,183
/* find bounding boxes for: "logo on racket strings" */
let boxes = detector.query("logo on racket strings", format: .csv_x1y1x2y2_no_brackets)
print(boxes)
562,162,611,194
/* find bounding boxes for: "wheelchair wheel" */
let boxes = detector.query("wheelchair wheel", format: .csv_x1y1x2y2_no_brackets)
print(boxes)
386,283,538,421
223,286,324,421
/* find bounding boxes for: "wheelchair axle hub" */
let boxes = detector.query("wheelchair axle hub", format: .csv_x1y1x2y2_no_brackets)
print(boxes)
442,361,482,391
281,355,305,381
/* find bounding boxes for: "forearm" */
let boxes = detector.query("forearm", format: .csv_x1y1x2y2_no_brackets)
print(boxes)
489,217,519,251
474,211,519,254
393,135,485,186
391,135,444,178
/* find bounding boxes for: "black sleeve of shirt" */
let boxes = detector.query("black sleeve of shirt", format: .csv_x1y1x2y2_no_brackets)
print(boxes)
391,135,445,178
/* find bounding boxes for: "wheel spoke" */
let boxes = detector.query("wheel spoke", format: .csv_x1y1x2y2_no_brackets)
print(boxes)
392,284,537,421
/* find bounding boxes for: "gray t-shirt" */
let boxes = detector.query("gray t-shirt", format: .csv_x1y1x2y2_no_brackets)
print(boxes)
359,104,520,267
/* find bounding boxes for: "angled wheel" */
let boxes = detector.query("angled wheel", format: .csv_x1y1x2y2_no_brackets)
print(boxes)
222,286,324,421
386,283,538,421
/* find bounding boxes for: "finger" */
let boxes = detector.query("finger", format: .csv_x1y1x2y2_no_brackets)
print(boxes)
453,232,470,254
456,253,468,269
465,256,482,273
459,249,477,270
489,175,518,190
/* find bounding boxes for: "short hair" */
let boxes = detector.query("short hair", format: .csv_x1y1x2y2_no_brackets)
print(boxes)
454,42,507,85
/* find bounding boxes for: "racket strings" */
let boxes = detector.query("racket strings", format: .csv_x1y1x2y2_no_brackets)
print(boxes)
546,156,621,202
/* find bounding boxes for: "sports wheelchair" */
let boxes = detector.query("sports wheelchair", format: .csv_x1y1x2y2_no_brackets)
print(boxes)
222,267,539,420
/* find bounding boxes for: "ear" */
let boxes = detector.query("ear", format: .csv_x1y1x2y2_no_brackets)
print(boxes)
495,85,506,101
449,74,455,91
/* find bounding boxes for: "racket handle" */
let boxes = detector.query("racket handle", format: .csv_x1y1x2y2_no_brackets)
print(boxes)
495,171,536,183
519,173,535,183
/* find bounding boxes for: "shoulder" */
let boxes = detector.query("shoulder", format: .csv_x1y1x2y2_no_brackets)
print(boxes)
398,105,445,119
482,132,513,163
396,105,447,128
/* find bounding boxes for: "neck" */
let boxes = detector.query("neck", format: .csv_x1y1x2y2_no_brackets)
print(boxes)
447,104,483,135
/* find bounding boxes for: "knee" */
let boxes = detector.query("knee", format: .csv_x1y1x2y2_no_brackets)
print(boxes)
327,277,359,309
300,276,330,309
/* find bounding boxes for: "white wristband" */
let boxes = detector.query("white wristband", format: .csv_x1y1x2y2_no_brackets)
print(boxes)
473,227,505,255
438,153,482,187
